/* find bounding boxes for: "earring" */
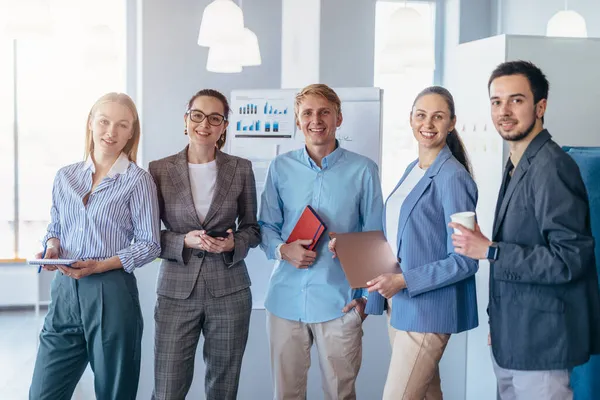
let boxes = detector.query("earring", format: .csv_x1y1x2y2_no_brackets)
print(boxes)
184,128,188,135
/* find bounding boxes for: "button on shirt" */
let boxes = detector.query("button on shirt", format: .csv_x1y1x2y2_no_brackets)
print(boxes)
259,145,384,323
43,153,161,273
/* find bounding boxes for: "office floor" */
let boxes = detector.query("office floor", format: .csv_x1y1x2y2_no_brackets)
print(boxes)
0,309,94,400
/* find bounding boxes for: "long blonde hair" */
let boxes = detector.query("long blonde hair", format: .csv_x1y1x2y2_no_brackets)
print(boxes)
84,92,140,163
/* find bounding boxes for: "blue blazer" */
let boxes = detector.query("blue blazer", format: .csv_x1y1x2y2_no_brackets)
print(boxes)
365,146,479,333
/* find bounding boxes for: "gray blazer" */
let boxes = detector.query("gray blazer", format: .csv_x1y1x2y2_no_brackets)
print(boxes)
148,147,260,299
489,129,600,370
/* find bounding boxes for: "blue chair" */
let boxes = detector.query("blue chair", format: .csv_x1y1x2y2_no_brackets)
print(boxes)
564,146,600,400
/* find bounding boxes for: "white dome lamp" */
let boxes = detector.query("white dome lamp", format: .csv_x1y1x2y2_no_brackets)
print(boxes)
234,0,261,66
380,2,434,73
207,28,261,72
241,27,261,66
197,0,245,47
1,0,55,39
207,43,243,73
546,0,588,38
201,0,261,72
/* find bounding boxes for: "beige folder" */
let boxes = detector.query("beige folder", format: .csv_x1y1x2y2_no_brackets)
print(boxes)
329,230,401,288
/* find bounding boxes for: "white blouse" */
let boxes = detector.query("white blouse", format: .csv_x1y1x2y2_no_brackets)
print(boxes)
188,160,217,223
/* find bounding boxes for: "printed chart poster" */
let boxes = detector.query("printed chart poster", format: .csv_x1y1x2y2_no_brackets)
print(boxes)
232,91,296,138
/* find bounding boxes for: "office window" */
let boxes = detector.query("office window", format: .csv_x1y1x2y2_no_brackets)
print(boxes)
375,1,436,195
0,0,126,261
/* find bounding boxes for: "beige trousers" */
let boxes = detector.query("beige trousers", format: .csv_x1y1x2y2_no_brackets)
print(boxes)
266,310,364,400
384,299,451,400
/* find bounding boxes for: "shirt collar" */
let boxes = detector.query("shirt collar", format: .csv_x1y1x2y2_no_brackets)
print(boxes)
83,152,131,178
302,140,344,170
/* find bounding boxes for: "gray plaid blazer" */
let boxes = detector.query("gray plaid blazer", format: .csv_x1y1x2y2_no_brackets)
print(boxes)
148,146,260,299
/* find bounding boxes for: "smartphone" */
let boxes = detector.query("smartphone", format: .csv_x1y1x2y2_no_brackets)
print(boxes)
206,230,229,238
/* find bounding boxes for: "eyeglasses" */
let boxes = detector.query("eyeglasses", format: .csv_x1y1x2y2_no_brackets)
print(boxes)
186,109,227,126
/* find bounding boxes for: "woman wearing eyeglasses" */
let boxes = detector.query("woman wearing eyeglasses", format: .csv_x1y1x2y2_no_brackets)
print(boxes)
148,89,260,400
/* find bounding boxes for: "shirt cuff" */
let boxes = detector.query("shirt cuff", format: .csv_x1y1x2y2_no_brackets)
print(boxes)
116,249,135,274
42,234,60,247
275,243,284,261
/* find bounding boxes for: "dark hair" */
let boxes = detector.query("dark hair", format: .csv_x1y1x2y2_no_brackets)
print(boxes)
488,60,549,122
186,89,230,150
412,86,472,175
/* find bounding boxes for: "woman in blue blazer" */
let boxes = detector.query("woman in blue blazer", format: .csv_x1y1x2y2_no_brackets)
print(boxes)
365,86,478,399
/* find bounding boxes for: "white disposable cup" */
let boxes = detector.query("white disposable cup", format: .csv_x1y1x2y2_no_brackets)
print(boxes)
450,211,475,234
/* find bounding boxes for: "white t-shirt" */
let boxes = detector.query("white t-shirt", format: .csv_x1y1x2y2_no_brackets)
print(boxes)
385,164,427,256
188,160,217,223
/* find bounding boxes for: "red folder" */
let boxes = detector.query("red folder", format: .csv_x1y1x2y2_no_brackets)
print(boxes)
286,205,327,251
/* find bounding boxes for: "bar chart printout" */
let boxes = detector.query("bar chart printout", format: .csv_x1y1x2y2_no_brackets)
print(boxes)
232,91,295,138
239,103,258,115
236,120,261,131
263,101,288,115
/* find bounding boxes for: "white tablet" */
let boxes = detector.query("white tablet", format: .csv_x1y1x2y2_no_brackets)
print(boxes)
27,259,77,266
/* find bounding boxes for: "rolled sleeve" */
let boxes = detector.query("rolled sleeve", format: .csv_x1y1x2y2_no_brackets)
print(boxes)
43,173,62,245
118,173,161,272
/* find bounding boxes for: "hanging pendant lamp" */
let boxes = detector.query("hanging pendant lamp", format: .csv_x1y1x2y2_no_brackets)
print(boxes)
199,0,261,73
197,0,245,47
546,0,588,38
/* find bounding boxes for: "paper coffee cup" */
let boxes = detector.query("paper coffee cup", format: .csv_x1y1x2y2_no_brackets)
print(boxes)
450,211,475,234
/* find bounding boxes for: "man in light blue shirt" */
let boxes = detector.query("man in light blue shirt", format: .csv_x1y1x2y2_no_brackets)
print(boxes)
259,84,384,400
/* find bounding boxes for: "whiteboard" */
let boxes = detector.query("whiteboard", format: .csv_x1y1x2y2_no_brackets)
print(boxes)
227,87,383,308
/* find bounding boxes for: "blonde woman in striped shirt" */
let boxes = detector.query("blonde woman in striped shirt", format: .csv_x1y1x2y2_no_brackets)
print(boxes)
29,93,160,400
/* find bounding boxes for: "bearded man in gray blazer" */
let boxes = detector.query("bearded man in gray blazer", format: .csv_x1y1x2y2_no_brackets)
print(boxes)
451,61,600,399
149,89,260,400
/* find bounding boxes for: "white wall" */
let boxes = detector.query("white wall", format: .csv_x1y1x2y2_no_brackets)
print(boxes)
319,0,376,87
458,0,494,43
0,266,53,308
281,0,320,87
0,267,38,306
442,0,495,85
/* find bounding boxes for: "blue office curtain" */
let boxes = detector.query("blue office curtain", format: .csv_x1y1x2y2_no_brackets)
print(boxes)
564,146,600,400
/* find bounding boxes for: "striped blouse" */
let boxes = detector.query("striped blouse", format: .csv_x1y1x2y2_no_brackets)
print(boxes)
42,153,161,273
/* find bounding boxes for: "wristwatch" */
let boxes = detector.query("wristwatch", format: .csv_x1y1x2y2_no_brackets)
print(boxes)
486,242,499,261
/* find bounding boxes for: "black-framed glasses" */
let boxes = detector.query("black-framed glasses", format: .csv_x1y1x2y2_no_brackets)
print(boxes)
186,109,227,126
